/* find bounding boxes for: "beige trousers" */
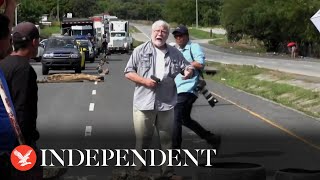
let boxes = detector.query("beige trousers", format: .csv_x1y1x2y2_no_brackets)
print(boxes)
133,107,174,177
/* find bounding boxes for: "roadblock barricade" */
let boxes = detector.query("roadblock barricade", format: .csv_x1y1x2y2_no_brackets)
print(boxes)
193,162,266,180
43,167,68,180
275,168,320,180
37,74,104,83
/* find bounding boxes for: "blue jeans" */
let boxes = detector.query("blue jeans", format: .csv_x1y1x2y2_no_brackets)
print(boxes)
173,92,211,149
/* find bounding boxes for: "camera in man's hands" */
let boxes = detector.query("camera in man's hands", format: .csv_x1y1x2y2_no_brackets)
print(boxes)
195,79,218,107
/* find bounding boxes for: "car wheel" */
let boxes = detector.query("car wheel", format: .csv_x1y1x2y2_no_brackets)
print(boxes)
35,57,41,62
75,65,82,74
42,65,49,75
81,62,86,70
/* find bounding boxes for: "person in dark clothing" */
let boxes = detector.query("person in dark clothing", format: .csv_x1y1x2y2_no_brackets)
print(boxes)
102,33,108,55
0,22,42,179
172,25,221,156
0,22,40,145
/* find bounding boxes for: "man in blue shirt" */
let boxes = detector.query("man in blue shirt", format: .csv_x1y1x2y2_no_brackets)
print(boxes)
172,25,221,155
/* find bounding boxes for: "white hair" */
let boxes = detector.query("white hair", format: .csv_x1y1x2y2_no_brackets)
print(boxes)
152,20,170,31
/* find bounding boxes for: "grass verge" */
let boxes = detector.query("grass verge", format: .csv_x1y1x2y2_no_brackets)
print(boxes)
132,38,144,48
189,28,223,39
130,25,141,33
205,62,320,118
209,36,266,53
189,28,265,53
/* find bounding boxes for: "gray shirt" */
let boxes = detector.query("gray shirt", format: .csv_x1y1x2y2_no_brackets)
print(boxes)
124,41,191,111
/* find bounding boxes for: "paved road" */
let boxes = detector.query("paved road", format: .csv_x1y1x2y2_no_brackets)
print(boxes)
33,53,320,179
131,23,320,78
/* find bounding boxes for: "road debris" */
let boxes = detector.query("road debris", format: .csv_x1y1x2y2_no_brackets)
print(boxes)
204,66,218,75
43,167,68,179
37,73,104,83
96,54,109,76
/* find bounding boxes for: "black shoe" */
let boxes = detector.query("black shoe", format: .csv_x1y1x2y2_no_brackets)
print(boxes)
205,134,221,154
154,175,184,180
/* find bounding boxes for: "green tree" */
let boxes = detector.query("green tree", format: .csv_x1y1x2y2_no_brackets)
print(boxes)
18,0,44,24
221,0,255,42
163,0,194,25
199,0,222,26
66,0,100,18
221,0,320,56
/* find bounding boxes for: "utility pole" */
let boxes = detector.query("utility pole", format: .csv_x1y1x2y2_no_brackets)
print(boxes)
57,0,60,22
147,0,149,21
196,0,198,29
15,3,21,26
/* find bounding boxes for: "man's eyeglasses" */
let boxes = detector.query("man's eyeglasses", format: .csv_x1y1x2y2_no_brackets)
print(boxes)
153,29,168,34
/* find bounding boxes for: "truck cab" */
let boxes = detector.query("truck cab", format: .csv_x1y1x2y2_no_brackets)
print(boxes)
70,25,93,36
61,18,94,39
107,21,132,54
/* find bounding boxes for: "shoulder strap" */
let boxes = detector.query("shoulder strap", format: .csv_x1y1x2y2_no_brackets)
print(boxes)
189,43,204,78
189,43,195,61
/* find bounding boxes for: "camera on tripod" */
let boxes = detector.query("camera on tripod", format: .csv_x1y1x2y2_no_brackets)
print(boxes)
195,79,218,107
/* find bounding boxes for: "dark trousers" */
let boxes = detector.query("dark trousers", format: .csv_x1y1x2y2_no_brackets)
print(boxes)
0,143,43,180
0,153,12,179
173,92,211,149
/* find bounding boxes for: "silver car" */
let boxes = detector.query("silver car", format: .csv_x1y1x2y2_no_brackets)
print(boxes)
35,39,48,62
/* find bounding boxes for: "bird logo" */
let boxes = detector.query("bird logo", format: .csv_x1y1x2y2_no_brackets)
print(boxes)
11,145,37,171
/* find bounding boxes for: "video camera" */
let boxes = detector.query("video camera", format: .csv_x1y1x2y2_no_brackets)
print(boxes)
195,79,218,107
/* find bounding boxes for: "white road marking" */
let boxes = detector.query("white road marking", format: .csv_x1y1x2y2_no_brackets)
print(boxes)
94,81,98,85
303,65,312,67
89,103,95,111
92,90,96,95
85,126,92,136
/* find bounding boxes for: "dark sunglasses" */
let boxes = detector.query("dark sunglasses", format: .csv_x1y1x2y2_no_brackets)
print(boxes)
174,34,184,38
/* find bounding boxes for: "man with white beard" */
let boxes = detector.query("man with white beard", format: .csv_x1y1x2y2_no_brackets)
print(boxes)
124,20,194,180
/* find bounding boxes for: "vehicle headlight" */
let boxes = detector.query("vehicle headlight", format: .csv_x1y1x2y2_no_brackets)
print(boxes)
124,42,128,48
70,53,80,58
43,53,54,58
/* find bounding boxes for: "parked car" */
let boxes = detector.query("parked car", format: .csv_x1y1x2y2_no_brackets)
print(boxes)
34,39,47,62
41,36,82,75
40,39,48,47
75,37,95,63
35,46,44,62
